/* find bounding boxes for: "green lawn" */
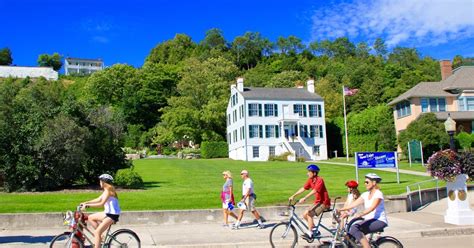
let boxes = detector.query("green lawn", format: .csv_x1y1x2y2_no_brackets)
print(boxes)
0,159,437,213
328,157,428,173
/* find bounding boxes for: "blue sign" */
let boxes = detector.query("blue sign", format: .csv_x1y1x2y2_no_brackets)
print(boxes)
356,152,397,168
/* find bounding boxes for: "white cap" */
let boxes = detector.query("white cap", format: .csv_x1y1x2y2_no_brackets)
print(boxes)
240,170,249,175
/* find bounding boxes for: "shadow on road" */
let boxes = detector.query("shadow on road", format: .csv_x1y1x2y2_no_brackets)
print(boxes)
0,235,54,244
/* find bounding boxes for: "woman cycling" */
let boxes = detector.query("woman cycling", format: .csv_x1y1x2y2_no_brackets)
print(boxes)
81,174,121,248
337,173,387,248
221,170,238,227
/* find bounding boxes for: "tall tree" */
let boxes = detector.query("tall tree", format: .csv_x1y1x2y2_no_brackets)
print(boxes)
373,38,387,58
231,32,268,69
37,53,63,71
200,28,227,50
146,34,196,64
0,47,13,65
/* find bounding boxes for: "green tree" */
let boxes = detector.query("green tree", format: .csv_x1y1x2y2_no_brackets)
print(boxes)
200,28,227,50
231,32,269,69
155,57,239,145
398,113,449,158
146,34,196,64
373,38,387,57
0,47,13,65
37,53,63,71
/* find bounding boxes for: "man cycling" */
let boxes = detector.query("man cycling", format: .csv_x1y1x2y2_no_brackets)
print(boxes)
289,164,330,241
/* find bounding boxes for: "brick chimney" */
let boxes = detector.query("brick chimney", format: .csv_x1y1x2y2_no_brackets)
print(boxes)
440,60,452,80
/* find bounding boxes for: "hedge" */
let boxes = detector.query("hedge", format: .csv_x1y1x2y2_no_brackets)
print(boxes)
201,141,228,159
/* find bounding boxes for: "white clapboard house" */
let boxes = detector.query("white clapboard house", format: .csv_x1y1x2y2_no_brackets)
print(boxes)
226,78,328,161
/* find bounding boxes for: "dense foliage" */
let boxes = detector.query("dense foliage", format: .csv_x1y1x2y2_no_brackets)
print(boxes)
0,47,13,65
37,53,63,71
0,78,129,191
201,141,228,159
115,168,144,189
2,29,463,190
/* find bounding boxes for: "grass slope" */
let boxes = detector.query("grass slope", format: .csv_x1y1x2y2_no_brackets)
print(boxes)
0,159,437,213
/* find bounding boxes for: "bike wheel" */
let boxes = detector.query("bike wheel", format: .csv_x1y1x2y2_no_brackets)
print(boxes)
50,232,84,248
374,237,403,248
107,229,141,248
269,222,297,248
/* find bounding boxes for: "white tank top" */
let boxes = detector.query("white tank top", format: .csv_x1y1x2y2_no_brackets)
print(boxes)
104,196,121,215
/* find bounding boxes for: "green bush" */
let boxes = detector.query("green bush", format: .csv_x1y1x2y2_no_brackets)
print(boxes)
201,141,228,158
296,157,306,162
182,147,200,154
455,131,473,150
115,168,144,189
268,152,292,161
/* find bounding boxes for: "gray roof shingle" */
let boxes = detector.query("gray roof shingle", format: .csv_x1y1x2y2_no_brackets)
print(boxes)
241,87,323,101
388,66,474,105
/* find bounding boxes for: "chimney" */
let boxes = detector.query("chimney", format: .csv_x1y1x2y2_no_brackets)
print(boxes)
440,60,452,80
307,79,315,93
236,77,244,91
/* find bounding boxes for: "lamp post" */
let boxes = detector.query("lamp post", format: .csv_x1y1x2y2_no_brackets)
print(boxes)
444,113,457,152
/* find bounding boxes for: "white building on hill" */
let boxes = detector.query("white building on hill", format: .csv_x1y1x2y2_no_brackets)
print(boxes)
65,57,104,76
0,66,58,80
226,78,328,161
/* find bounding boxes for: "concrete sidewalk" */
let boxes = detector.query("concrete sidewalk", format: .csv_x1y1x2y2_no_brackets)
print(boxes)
1,196,473,248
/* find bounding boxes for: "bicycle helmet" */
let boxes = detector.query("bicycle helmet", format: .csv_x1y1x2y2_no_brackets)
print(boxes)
99,174,114,184
365,173,382,183
306,164,320,172
345,180,358,188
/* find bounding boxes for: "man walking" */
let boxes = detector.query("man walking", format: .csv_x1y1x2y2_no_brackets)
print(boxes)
289,164,330,241
233,170,264,229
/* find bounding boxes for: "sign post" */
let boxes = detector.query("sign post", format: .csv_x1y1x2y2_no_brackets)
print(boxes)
355,152,400,184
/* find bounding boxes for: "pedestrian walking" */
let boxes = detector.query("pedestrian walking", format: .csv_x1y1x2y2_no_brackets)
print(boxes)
233,170,264,229
221,170,238,227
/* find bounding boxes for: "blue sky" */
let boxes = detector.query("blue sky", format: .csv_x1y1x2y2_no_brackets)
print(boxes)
1,0,474,69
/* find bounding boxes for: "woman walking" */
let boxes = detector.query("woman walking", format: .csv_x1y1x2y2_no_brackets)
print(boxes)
221,171,238,227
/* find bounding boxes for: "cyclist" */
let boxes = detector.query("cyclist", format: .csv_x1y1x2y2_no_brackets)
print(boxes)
289,164,330,241
337,173,387,248
80,174,121,248
221,170,238,227
340,180,361,219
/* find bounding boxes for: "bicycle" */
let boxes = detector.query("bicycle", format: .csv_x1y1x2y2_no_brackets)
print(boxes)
269,197,341,247
50,205,141,248
322,211,403,248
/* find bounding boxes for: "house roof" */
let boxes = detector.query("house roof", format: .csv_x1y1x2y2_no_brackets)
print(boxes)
387,82,452,105
442,66,474,91
66,57,103,62
430,111,474,121
241,87,323,101
388,66,474,106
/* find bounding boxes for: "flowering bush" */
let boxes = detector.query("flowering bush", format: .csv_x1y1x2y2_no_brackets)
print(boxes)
427,149,462,181
458,151,474,180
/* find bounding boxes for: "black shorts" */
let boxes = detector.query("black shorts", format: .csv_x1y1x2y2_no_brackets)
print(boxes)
106,213,120,222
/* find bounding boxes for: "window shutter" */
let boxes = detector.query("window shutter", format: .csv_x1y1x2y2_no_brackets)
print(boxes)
259,104,262,116
274,104,278,116
259,125,263,138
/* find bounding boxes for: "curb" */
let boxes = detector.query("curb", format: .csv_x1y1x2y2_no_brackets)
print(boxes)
420,227,474,237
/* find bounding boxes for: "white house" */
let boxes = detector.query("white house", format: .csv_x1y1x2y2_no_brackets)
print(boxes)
226,78,328,161
65,57,104,76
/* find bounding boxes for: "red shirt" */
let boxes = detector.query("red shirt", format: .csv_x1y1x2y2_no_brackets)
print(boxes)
303,176,330,207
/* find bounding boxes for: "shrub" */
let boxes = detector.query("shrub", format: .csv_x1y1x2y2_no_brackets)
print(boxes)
115,168,144,189
201,141,228,159
296,157,306,162
427,149,462,181
455,131,473,151
458,151,474,180
269,152,292,161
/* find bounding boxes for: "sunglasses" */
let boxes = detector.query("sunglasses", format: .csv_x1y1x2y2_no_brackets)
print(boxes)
364,181,371,184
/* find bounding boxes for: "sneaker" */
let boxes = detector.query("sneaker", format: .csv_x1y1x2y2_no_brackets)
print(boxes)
257,223,265,229
300,233,313,242
232,224,240,230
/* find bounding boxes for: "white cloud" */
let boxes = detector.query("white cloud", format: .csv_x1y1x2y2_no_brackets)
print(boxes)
311,0,474,47
92,36,109,44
